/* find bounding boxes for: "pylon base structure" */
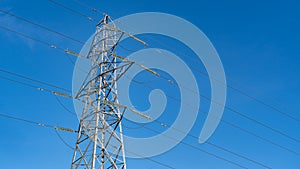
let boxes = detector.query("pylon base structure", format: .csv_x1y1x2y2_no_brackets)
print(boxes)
70,15,132,169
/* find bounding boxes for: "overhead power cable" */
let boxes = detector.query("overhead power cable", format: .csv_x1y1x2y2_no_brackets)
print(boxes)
124,75,300,157
0,112,174,169
107,14,300,123
0,71,273,168
0,112,76,133
57,133,176,169
0,23,298,160
140,125,247,169
137,33,300,122
55,95,77,116
0,74,72,98
0,68,300,157
0,68,289,168
48,0,95,21
110,51,300,146
45,1,300,143
4,66,270,169
66,0,300,127
123,149,175,169
0,70,149,119
1,23,299,153
55,129,75,149
115,53,300,143
0,111,173,169
147,121,271,169
0,25,57,47
0,71,248,168
0,3,270,168
0,68,75,116
0,25,82,57
73,0,105,15
141,39,300,123
0,10,296,166
48,0,148,46
114,52,300,145
0,9,84,44
0,68,71,92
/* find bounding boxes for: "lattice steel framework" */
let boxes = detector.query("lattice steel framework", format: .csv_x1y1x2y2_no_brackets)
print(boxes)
70,14,133,169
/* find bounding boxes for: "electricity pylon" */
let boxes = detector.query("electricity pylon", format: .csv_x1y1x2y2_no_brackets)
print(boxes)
70,14,133,169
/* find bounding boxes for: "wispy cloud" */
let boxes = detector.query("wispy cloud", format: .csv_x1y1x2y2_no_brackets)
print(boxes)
0,8,37,50
0,6,70,51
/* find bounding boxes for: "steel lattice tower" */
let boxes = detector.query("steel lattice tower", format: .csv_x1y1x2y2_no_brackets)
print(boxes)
70,14,133,169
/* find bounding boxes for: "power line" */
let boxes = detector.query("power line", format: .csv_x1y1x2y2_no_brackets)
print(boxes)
115,53,300,144
121,59,300,143
0,74,51,92
141,36,300,121
0,112,76,133
122,121,270,169
48,0,149,47
0,2,298,169
0,69,77,117
0,112,52,128
0,25,82,57
0,110,174,169
48,0,95,22
0,74,72,99
30,70,270,168
122,149,175,169
0,70,273,168
113,49,300,144
3,68,298,158
140,125,248,169
0,68,71,92
0,25,56,48
56,126,176,169
112,44,300,143
55,95,77,116
45,1,300,143
67,0,300,129
73,0,105,15
125,75,300,157
55,129,75,149
1,11,298,166
1,22,299,149
0,9,84,44
111,17,300,123
1,69,296,169
0,69,251,168
0,66,293,169
1,23,298,156
148,121,271,169
70,0,287,113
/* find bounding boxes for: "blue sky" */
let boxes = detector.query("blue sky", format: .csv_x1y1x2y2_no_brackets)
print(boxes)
0,0,300,169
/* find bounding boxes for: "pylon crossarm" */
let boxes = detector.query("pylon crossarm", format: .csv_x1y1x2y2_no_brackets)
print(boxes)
102,100,151,120
111,53,159,76
102,23,148,46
